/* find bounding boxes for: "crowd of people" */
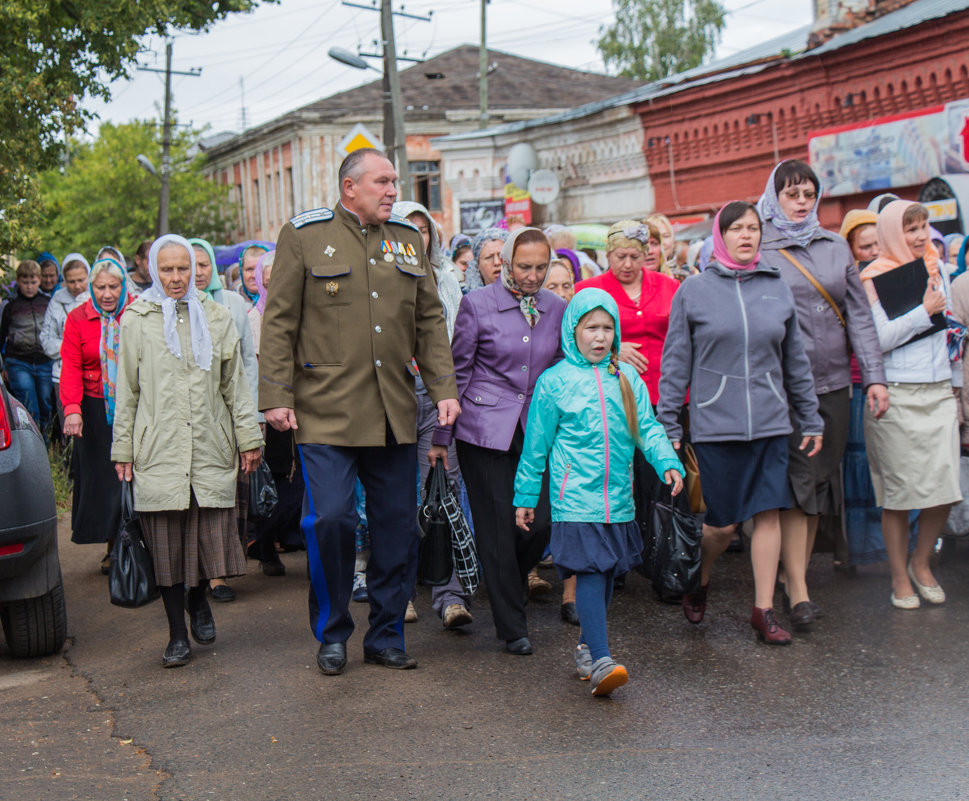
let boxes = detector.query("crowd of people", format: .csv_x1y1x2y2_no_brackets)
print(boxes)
1,150,966,698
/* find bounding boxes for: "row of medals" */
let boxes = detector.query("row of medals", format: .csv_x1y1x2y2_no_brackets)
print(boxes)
380,241,419,266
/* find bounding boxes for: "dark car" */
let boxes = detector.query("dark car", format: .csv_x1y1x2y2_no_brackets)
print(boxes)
0,377,67,657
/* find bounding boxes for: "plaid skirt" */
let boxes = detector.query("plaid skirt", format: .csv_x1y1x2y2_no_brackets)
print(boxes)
139,491,247,587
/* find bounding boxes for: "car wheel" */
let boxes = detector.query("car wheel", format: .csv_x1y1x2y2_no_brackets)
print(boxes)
0,574,67,658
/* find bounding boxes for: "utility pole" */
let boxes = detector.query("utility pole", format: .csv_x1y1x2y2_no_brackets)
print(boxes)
341,0,431,202
137,41,201,236
239,77,248,131
380,0,410,200
479,0,489,129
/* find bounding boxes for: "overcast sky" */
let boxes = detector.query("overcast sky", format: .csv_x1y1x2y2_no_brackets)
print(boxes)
84,0,813,136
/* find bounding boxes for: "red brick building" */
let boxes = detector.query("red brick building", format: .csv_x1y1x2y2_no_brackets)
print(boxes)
635,0,969,229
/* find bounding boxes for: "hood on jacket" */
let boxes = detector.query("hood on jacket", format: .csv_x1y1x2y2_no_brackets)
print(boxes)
561,287,621,368
391,200,442,270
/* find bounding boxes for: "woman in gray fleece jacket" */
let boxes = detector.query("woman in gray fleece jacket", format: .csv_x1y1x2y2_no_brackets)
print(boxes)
657,201,823,645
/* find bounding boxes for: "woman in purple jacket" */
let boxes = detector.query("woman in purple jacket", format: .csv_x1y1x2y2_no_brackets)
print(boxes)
431,227,566,655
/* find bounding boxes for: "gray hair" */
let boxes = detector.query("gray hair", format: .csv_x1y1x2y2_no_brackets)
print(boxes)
338,148,387,190
89,258,126,284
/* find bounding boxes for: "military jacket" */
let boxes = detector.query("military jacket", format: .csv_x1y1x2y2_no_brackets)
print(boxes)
258,203,457,446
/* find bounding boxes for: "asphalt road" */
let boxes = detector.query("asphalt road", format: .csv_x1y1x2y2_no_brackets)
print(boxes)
2,518,968,801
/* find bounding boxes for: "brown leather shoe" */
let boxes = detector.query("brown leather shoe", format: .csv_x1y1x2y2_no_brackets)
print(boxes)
681,583,708,624
750,606,792,645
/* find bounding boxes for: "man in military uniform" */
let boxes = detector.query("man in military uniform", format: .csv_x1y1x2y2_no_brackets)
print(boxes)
259,148,460,675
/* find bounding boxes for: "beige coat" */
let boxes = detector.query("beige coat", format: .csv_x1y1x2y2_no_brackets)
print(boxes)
258,204,457,446
110,295,264,512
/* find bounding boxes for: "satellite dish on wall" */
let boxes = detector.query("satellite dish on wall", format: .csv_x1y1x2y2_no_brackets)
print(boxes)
507,143,539,189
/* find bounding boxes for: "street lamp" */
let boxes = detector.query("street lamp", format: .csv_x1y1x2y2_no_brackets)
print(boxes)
137,154,158,178
327,11,411,201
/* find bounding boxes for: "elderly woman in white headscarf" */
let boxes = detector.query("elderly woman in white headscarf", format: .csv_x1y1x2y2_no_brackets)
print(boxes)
464,227,511,292
110,234,263,669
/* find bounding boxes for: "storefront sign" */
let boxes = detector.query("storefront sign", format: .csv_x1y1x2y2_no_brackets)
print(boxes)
808,100,969,197
504,182,532,224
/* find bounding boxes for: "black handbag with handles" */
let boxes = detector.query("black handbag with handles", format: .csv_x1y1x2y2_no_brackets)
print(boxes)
109,481,159,608
639,487,702,603
417,463,454,586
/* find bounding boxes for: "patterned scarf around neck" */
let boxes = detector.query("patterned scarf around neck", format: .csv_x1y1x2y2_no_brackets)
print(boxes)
499,227,552,328
756,160,822,248
88,258,127,424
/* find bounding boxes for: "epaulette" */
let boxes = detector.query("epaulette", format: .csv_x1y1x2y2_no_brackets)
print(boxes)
290,207,333,228
386,213,419,232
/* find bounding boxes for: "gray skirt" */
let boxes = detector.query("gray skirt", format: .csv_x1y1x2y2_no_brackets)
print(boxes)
787,387,850,516
139,491,246,587
864,381,961,510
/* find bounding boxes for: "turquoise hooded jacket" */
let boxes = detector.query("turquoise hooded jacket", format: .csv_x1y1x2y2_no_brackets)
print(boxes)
513,288,681,524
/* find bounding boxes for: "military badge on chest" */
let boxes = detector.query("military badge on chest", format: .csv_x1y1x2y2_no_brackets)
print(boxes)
326,281,339,297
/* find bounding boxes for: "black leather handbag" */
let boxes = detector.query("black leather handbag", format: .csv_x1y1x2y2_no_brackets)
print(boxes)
417,463,453,586
109,481,159,608
640,487,702,603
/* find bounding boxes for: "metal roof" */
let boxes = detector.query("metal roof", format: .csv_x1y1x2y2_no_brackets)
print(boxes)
435,0,969,145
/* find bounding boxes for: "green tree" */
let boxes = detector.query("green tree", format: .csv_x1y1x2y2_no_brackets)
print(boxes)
598,0,727,82
0,0,269,253
34,120,236,259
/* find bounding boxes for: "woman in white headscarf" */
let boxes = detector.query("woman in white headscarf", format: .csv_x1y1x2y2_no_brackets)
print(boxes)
110,234,263,669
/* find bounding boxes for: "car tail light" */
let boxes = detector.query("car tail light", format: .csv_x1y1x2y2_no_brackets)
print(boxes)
0,543,24,556
0,394,11,450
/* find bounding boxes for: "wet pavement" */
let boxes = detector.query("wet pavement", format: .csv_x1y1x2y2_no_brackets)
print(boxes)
2,518,969,800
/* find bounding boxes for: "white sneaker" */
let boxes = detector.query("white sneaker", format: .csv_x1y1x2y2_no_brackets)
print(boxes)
404,600,418,623
573,643,593,680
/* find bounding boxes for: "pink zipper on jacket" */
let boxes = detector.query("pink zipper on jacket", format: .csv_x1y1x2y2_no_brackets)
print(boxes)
593,366,611,523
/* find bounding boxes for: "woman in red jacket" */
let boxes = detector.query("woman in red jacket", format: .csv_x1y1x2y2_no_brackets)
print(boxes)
60,258,130,569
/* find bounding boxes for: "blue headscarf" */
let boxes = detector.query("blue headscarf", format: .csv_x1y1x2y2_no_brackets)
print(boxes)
757,160,822,248
36,251,62,292
954,235,969,282
238,244,270,306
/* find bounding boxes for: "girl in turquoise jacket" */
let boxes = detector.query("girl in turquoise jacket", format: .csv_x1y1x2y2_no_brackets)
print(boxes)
514,288,683,696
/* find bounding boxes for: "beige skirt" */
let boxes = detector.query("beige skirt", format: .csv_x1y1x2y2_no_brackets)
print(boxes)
864,380,961,510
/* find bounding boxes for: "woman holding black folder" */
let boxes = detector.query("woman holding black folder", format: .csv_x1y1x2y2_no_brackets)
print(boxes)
860,200,961,610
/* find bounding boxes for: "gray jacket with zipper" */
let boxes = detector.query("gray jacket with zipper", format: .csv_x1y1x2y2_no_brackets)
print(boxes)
657,260,823,444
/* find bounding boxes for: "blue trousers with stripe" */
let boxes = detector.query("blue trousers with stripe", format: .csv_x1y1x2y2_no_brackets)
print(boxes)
299,439,418,654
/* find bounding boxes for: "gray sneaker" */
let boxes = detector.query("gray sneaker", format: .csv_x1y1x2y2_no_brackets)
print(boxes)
589,656,628,696
573,643,593,680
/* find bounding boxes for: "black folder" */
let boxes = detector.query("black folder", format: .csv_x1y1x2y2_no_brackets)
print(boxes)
870,257,946,346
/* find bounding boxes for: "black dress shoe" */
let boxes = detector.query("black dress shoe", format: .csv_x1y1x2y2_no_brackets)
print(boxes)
261,560,286,577
505,636,533,655
364,647,417,669
208,583,235,603
806,600,823,619
789,601,817,629
162,639,192,668
560,602,580,626
316,642,348,675
189,602,216,645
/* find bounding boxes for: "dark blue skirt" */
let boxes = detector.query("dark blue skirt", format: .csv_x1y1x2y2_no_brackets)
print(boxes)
551,520,643,578
693,436,791,527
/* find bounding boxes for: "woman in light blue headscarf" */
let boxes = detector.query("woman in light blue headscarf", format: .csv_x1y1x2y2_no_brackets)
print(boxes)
237,244,271,307
757,159,887,632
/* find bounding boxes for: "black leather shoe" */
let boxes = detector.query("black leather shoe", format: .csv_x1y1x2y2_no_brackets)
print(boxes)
505,636,533,655
162,639,191,668
806,600,823,619
363,647,417,669
261,560,286,577
560,602,580,626
789,601,817,629
208,583,235,603
316,642,348,675
189,601,216,645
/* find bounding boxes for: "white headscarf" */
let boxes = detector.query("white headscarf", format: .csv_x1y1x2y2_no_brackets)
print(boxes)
140,234,213,371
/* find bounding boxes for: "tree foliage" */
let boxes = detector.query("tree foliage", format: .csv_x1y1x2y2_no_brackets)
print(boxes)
0,0,268,253
33,120,236,260
598,0,727,83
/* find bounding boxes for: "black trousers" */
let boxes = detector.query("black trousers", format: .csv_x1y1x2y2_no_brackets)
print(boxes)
456,426,550,642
